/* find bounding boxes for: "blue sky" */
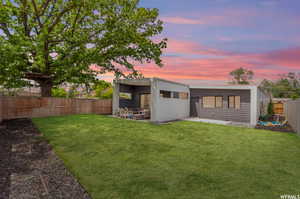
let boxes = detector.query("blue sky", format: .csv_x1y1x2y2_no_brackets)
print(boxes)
134,0,300,81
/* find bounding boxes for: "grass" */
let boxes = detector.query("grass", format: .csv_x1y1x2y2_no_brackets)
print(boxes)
33,114,300,199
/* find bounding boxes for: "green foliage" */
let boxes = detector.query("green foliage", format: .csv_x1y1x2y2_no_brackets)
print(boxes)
267,102,274,115
229,67,254,85
51,88,67,98
260,73,300,98
291,93,300,100
0,0,167,96
100,87,113,99
67,86,80,98
33,115,300,199
259,114,272,121
93,80,113,99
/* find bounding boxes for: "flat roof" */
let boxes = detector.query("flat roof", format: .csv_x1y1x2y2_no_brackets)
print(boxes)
189,85,257,90
114,78,151,86
114,77,189,87
114,78,258,90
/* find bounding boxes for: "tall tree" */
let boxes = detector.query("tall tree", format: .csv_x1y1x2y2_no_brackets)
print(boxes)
229,67,254,85
260,73,300,99
0,0,167,96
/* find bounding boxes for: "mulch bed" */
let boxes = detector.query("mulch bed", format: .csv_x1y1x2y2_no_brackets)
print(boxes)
255,124,295,133
0,119,91,199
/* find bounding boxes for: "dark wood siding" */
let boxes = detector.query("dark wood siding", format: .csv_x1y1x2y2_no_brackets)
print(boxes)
119,84,150,108
190,89,251,123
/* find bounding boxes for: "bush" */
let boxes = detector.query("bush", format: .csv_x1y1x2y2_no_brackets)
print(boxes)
291,93,300,100
100,87,113,99
267,101,274,115
51,88,67,98
259,114,272,121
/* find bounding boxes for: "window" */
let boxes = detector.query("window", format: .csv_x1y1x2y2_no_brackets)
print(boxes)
160,90,171,98
203,96,223,108
215,96,223,108
228,96,241,109
203,96,216,108
173,92,180,99
160,90,188,99
179,92,189,99
120,92,132,100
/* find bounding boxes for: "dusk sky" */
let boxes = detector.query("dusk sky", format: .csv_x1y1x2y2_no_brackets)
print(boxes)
125,0,300,84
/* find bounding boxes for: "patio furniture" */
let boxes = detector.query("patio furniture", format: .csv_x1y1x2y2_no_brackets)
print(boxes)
119,108,134,119
118,108,150,120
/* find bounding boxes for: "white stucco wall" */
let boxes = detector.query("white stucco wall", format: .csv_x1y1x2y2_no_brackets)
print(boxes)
151,78,190,122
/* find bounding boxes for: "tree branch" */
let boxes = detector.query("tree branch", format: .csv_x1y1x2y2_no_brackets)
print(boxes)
31,0,43,28
48,4,75,33
40,0,52,16
0,23,12,38
71,6,81,36
20,0,31,37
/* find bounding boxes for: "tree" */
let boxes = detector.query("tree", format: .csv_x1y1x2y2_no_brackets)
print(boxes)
0,0,167,96
93,80,113,99
260,79,274,95
229,67,254,85
260,72,300,99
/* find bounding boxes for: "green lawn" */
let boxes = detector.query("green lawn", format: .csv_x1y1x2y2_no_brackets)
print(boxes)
33,114,300,199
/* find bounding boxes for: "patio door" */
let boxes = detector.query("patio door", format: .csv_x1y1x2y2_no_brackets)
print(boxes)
140,94,151,109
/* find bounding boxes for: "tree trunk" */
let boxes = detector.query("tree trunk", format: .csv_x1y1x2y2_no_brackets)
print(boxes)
40,81,53,97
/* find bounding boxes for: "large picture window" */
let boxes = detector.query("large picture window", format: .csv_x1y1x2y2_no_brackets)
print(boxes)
228,96,241,109
202,96,223,108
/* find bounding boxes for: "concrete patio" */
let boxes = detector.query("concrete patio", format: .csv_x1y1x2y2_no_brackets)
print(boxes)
184,117,252,128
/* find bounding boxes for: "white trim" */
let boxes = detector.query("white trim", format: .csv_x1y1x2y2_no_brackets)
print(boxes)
250,86,258,126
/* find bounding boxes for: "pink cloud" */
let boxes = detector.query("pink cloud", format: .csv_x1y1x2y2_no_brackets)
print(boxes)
165,39,228,56
161,17,204,25
254,47,300,69
94,39,300,82
161,9,258,27
134,40,300,81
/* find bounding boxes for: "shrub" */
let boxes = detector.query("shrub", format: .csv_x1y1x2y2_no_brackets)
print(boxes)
259,114,272,121
51,88,67,98
100,87,113,99
267,101,274,115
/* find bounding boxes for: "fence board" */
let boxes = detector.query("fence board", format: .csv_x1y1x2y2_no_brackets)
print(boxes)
285,100,300,136
0,96,112,120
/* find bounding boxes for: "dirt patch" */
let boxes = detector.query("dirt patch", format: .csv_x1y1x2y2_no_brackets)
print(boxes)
0,119,91,199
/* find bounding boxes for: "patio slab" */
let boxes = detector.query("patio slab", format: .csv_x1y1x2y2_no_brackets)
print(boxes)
184,117,252,127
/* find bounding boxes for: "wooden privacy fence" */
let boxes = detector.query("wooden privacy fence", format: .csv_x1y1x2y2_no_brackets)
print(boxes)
0,96,112,122
273,102,284,115
285,100,300,136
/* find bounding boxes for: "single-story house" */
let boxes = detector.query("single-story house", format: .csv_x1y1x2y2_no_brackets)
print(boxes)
113,78,270,126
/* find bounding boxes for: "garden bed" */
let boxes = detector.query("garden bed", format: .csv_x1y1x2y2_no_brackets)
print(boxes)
255,124,295,133
0,118,90,199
